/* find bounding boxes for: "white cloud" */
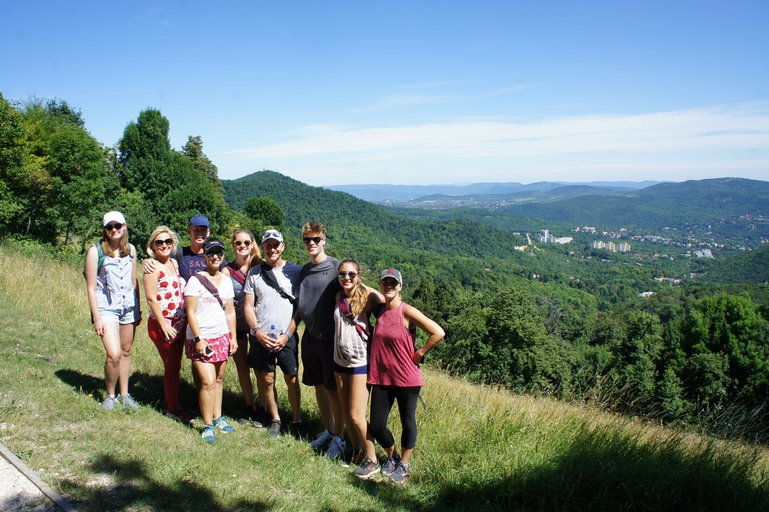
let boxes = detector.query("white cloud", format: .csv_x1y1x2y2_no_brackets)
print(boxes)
230,103,769,161
215,103,769,184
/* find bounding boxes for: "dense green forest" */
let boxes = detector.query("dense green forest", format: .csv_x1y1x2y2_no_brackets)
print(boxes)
3,93,769,441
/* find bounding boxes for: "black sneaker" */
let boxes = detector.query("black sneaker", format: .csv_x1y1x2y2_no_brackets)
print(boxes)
288,420,307,439
268,420,281,439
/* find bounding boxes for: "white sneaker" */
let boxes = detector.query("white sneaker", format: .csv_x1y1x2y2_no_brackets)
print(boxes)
309,429,333,450
325,436,346,460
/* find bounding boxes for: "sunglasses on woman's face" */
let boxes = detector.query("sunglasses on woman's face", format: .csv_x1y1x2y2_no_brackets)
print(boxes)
302,236,323,245
105,223,124,231
206,250,224,259
234,240,252,247
153,238,173,246
338,271,358,280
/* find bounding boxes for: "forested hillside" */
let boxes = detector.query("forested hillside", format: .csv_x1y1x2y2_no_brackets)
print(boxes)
701,244,769,284
497,177,769,231
223,170,539,291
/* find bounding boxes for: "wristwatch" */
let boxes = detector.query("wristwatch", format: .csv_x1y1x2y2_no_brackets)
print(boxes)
192,336,200,343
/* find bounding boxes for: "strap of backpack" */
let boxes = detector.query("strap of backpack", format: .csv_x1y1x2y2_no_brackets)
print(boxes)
260,262,297,306
227,263,247,286
195,272,224,309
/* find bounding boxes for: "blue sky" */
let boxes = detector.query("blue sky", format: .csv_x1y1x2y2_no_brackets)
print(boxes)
3,1,768,186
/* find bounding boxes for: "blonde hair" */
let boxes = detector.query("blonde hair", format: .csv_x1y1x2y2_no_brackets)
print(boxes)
302,221,326,237
338,259,368,317
231,228,262,270
146,225,178,258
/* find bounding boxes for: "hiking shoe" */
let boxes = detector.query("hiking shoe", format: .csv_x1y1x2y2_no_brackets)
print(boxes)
389,461,410,484
201,425,216,443
353,458,381,480
288,420,307,439
118,394,139,409
268,420,281,439
237,404,266,427
309,429,334,451
381,455,400,477
325,436,346,460
213,416,235,433
102,396,117,411
165,408,195,424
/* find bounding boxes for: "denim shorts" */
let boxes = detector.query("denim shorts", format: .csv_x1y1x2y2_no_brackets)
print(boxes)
99,302,138,325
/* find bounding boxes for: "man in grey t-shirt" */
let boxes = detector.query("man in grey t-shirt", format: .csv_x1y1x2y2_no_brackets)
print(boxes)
244,229,302,437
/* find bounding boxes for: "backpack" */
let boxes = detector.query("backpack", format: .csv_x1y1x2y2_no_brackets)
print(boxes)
83,243,106,279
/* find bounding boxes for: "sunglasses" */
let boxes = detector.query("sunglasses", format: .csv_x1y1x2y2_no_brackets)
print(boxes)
338,271,358,280
234,240,252,247
205,250,224,258
303,236,324,245
105,223,124,231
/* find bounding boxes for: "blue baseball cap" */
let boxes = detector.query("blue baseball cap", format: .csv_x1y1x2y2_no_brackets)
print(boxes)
189,215,210,227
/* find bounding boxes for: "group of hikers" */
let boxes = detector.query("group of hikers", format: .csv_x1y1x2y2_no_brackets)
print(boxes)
84,211,445,483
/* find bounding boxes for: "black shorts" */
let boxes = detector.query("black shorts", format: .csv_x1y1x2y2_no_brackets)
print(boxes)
301,332,336,390
248,333,299,375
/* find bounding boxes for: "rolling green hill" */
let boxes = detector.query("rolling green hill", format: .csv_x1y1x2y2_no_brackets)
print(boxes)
222,171,538,291
701,244,769,284
498,177,769,230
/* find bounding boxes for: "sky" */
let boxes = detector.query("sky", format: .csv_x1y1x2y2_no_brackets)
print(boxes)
2,1,769,186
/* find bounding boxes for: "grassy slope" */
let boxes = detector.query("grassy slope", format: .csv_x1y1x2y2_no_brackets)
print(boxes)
1,243,768,511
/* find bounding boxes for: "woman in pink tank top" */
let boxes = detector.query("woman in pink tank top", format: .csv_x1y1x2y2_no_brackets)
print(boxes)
354,268,444,483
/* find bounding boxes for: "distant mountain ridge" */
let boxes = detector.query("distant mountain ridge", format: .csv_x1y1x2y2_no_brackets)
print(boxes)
497,177,769,229
326,180,659,202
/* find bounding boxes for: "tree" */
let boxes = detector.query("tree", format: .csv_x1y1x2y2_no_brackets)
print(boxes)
245,196,284,228
182,135,219,184
681,293,769,408
117,109,231,245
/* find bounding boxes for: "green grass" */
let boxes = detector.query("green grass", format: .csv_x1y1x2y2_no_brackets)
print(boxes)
1,242,768,511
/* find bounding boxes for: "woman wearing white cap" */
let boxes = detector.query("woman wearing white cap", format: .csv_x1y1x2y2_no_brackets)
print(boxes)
85,211,141,411
359,268,444,484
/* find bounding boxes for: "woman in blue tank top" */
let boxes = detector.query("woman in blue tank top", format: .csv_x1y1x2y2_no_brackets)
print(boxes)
85,211,141,411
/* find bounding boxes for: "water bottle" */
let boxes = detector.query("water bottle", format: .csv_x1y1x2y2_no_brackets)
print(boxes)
268,324,279,352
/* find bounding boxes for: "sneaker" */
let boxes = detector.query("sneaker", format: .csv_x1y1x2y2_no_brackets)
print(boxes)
381,455,400,477
201,425,216,443
353,458,381,480
309,429,334,451
389,461,410,484
268,420,281,439
213,416,235,433
165,408,195,424
237,404,263,427
288,420,307,439
102,396,117,411
325,436,346,460
118,394,139,409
